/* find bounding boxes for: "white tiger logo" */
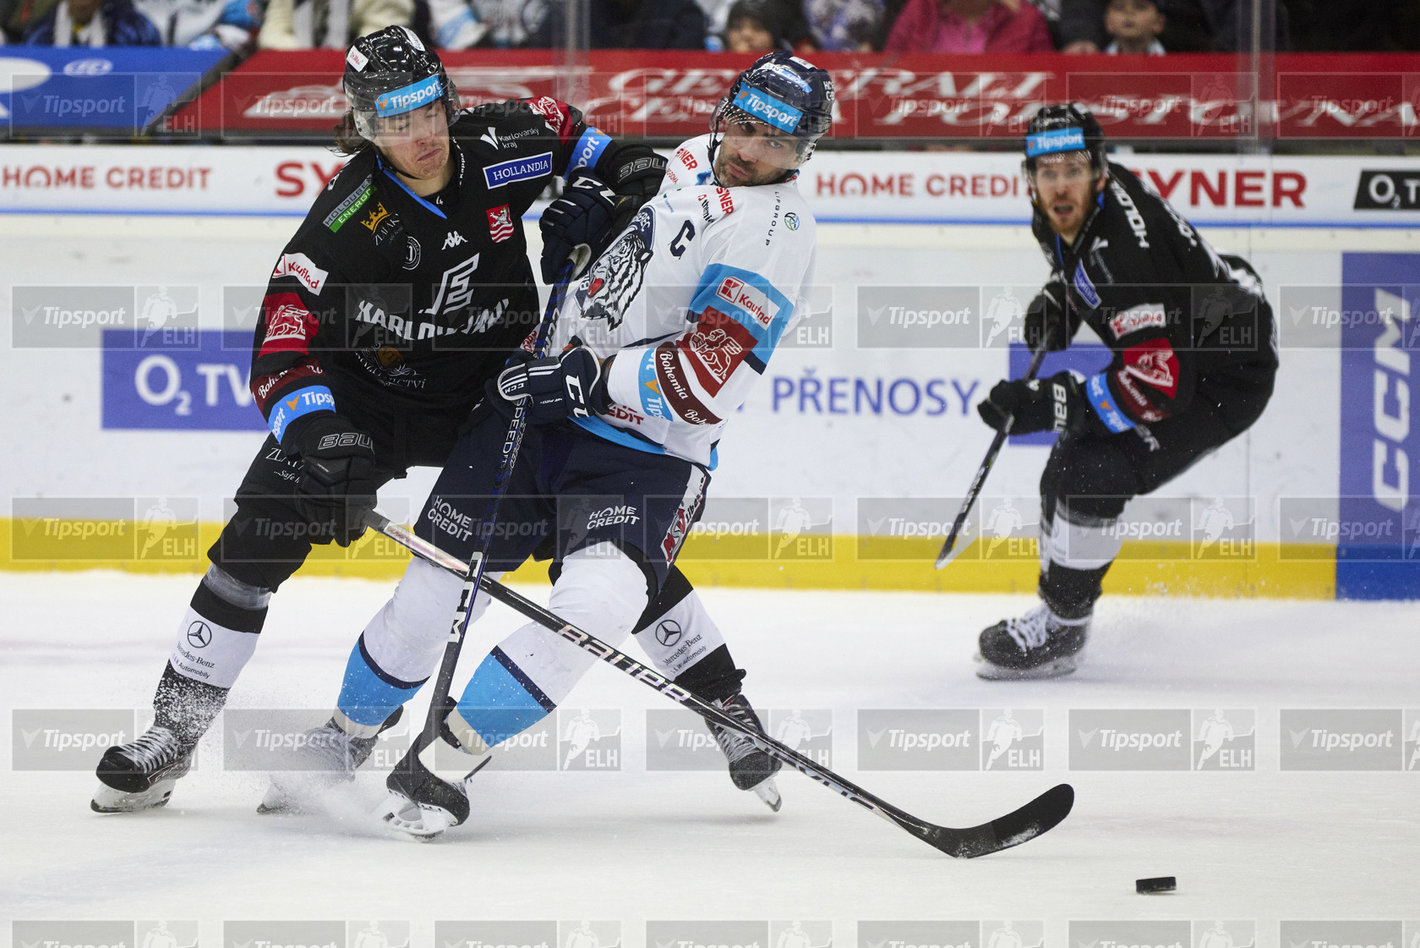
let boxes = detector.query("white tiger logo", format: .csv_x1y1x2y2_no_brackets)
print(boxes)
574,207,655,331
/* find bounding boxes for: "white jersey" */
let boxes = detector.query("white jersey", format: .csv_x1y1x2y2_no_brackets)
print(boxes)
553,134,817,469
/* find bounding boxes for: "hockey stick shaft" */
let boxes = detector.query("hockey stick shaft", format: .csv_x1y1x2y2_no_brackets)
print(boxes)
367,511,1074,858
413,261,577,749
934,344,1049,569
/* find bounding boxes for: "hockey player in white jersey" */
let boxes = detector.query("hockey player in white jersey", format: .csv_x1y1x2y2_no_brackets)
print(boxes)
273,51,834,837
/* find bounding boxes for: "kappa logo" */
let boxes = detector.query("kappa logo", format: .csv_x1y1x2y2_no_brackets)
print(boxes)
443,230,467,249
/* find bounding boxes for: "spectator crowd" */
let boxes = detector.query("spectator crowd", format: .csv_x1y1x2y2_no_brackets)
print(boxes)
2,0,1415,53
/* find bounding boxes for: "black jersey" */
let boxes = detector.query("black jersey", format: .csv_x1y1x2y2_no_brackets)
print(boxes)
1034,161,1278,434
249,97,627,442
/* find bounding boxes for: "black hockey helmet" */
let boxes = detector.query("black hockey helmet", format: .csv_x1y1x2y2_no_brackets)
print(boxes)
1022,103,1106,177
343,26,458,141
711,50,835,171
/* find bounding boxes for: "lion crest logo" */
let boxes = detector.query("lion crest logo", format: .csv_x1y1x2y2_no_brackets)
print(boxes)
575,207,655,331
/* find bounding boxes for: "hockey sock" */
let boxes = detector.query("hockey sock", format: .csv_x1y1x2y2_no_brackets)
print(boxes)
157,566,269,744
448,647,559,754
631,567,741,692
1038,498,1120,620
334,634,427,733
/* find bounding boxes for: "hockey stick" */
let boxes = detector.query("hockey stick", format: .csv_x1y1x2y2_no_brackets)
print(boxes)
934,344,1049,569
403,261,578,763
366,511,1076,858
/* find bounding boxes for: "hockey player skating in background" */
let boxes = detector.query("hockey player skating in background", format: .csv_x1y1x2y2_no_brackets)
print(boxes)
91,25,766,814
974,104,1277,679
283,51,833,837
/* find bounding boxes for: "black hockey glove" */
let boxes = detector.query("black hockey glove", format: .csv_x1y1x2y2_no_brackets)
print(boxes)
1024,280,1072,353
540,173,631,284
489,341,609,424
597,141,667,199
281,412,379,547
977,372,1084,436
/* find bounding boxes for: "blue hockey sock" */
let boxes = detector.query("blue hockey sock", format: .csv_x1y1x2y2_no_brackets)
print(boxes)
449,648,558,751
335,635,425,730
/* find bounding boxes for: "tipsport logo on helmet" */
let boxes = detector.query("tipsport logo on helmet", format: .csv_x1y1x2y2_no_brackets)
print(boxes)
1026,127,1085,157
375,74,442,117
733,87,802,134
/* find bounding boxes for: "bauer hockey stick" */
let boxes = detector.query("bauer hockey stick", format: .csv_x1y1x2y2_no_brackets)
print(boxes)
403,260,579,764
366,511,1076,858
934,344,1049,569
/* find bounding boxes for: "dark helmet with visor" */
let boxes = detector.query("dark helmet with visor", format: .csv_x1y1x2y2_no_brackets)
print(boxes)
711,50,834,175
343,26,458,141
1022,103,1107,177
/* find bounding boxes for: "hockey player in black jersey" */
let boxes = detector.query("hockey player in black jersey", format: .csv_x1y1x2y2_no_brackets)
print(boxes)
92,26,776,813
973,103,1278,679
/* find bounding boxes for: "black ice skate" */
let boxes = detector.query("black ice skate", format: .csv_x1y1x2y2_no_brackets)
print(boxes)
976,603,1089,680
380,729,491,839
91,725,194,813
704,693,782,811
258,706,405,814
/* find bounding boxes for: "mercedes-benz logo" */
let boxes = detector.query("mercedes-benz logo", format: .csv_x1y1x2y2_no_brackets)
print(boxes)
185,620,212,648
655,619,682,646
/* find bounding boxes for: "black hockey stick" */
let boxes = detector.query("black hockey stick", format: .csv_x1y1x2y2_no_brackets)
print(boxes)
404,261,578,760
366,511,1075,858
934,344,1049,569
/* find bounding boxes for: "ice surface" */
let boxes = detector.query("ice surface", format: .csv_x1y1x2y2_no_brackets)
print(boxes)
2,572,1418,934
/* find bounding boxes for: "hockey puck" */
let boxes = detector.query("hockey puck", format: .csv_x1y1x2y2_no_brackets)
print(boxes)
1136,876,1176,894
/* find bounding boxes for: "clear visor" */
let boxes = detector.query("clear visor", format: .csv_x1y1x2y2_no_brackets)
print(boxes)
716,106,812,171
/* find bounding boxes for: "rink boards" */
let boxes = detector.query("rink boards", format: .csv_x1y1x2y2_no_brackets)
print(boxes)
2,147,1417,599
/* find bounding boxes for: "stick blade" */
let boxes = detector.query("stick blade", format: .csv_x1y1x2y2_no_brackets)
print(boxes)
922,783,1074,858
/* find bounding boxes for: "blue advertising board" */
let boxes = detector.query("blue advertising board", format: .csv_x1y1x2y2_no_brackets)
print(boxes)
1337,253,1420,599
0,47,226,134
102,328,266,431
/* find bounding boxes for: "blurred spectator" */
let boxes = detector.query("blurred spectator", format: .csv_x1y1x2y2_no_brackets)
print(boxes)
530,0,707,48
135,0,262,49
420,0,550,48
1289,0,1418,51
258,0,412,47
884,0,1054,52
803,0,883,50
3,0,61,42
722,0,795,51
1103,0,1163,52
1059,0,1287,52
23,0,161,43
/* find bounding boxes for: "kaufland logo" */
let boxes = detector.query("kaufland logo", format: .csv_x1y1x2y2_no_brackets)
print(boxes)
375,75,442,117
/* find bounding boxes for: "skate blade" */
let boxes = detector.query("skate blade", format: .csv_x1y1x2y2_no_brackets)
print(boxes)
974,652,1079,680
752,778,782,813
378,791,461,840
90,779,177,813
